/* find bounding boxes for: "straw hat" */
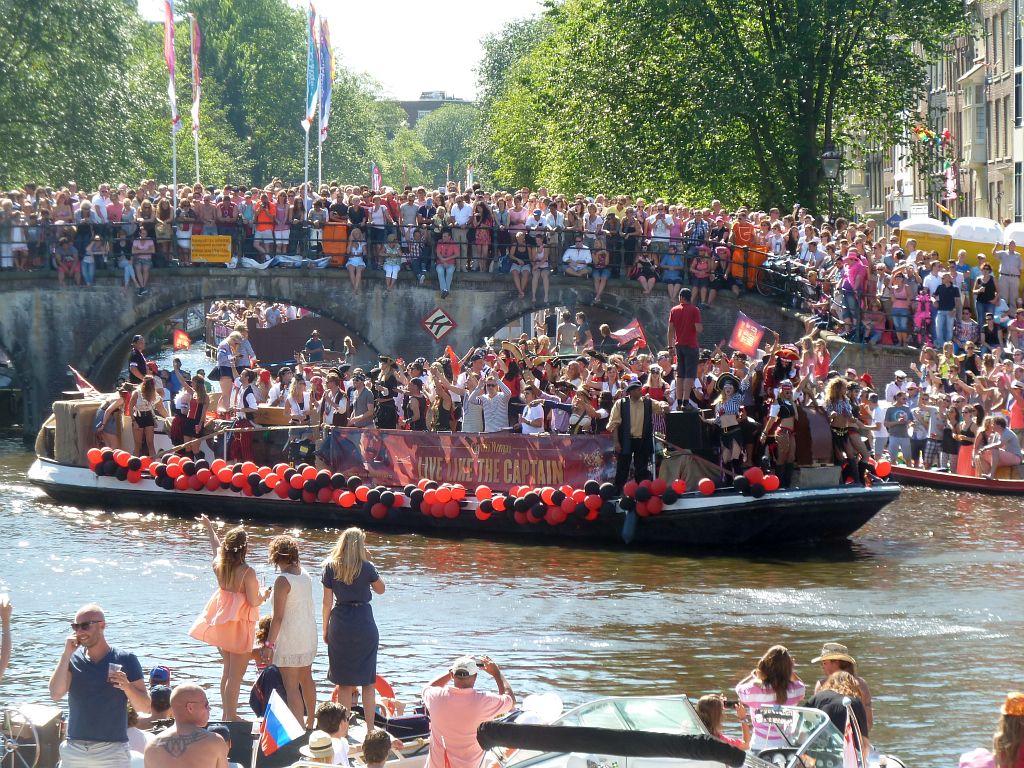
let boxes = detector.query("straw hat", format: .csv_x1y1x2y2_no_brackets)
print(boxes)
501,340,526,364
811,642,857,665
300,731,335,759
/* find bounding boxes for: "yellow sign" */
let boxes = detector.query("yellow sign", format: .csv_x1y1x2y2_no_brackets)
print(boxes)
191,235,232,263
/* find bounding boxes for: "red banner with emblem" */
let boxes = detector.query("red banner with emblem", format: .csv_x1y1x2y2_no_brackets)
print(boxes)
318,428,616,491
728,311,766,357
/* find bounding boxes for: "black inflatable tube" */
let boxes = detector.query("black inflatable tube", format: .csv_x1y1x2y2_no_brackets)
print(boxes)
476,722,746,767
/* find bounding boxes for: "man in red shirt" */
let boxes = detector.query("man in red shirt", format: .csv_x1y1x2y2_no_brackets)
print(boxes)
667,288,703,409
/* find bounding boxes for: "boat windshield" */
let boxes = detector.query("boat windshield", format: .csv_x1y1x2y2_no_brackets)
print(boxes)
753,707,848,767
558,696,706,736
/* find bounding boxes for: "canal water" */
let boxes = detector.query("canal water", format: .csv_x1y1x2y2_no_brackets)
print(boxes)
0,347,1021,766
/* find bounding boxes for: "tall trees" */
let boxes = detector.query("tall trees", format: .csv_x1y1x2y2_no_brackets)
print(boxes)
416,104,480,189
478,0,967,209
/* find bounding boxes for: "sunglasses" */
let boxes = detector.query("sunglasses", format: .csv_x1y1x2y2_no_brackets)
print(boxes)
71,620,102,631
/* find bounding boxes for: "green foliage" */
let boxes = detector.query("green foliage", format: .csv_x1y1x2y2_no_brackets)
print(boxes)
416,104,481,189
478,0,967,209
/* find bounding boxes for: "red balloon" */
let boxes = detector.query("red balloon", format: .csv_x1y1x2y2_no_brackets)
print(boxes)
651,478,667,496
275,483,289,499
317,487,333,503
207,476,222,492
196,468,212,484
560,484,574,497
744,467,764,485
475,508,492,521
127,471,142,484
87,448,103,465
166,454,182,465
210,459,227,474
875,460,892,478
417,478,430,490
218,468,234,484
139,456,154,471
243,485,254,497
241,461,258,476
423,488,437,505
355,485,370,502
540,487,555,505
622,480,638,498
443,500,460,519
763,474,781,492
258,466,272,479
647,497,664,515
451,485,466,501
474,485,492,501
302,466,318,481
189,475,204,491
561,497,576,514
302,490,316,504
513,511,528,525
370,503,389,519
491,495,506,512
174,475,189,491
431,502,446,519
508,485,521,498
231,473,245,488
639,478,652,490
698,478,716,496
435,486,452,504
339,491,355,508
671,479,687,494
547,509,566,525
571,489,587,503
392,493,405,507
114,451,130,468
264,474,280,489
584,494,602,511
585,507,600,521
636,501,649,517
167,463,183,479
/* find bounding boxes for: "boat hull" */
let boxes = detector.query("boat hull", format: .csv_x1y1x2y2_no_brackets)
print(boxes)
28,459,899,550
889,464,1024,495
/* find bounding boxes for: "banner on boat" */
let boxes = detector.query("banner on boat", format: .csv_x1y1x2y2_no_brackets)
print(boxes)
317,428,616,490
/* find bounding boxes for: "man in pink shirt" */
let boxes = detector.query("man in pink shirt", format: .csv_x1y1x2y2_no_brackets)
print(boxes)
422,656,515,768
840,252,867,339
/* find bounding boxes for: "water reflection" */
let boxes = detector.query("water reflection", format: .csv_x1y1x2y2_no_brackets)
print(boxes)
1,439,1021,766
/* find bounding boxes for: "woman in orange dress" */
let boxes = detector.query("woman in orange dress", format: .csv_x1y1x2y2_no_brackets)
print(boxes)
729,210,756,287
190,515,271,721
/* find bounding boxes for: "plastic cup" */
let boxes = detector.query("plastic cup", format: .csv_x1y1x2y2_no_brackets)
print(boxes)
107,662,122,682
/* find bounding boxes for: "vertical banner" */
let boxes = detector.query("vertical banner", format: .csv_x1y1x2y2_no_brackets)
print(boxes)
466,164,474,188
188,13,201,137
301,1,321,132
371,163,382,192
728,311,766,357
317,16,334,145
163,0,181,134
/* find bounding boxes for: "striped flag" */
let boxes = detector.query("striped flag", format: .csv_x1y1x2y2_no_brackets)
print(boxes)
163,0,181,134
371,163,382,192
301,1,321,132
318,16,334,145
188,13,201,138
259,691,304,755
610,319,643,345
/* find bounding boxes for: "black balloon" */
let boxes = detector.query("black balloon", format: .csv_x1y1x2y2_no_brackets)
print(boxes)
102,460,117,476
551,490,566,505
380,491,395,507
403,484,416,495
635,486,652,502
513,498,529,513
574,502,589,515
115,467,129,481
523,492,540,508
127,458,142,472
750,483,766,498
479,499,493,513
257,482,270,494
288,487,302,501
283,468,297,481
101,450,115,463
661,490,679,505
733,477,751,493
347,475,362,490
410,488,424,502
598,483,616,500
601,500,616,515
583,480,600,495
366,490,381,505
619,497,636,511
195,459,209,470
303,480,317,494
182,462,197,477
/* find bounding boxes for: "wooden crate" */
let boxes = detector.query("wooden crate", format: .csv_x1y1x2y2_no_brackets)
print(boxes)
255,406,289,426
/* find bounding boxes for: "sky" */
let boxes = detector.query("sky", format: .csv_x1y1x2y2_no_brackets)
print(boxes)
138,0,546,101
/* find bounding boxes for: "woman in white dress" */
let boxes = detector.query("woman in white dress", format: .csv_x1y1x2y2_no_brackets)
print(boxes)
265,536,318,728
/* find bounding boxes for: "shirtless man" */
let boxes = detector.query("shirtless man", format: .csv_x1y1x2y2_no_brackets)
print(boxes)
144,684,227,768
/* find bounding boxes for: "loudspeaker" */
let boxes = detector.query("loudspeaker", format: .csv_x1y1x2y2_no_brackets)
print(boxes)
666,410,706,451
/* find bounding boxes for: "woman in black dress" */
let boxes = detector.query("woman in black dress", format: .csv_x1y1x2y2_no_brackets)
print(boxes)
321,527,384,729
372,358,403,429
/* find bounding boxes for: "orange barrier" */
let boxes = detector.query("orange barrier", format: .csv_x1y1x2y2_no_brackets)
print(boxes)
323,223,349,266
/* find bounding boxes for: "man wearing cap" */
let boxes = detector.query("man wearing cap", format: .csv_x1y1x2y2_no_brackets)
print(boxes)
347,372,376,427
608,379,670,488
884,370,909,403
422,656,515,768
137,685,172,729
304,330,325,363
50,604,150,768
144,684,227,768
129,336,148,385
811,643,873,730
884,391,913,462
267,367,293,408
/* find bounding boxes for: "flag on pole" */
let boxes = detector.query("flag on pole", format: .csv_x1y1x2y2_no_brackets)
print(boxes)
842,709,860,768
445,346,461,378
172,329,191,351
466,164,474,188
610,319,644,345
162,0,181,134
371,163,382,192
68,366,100,398
728,311,766,357
317,16,334,145
446,163,451,185
188,13,201,138
301,1,321,132
259,691,305,756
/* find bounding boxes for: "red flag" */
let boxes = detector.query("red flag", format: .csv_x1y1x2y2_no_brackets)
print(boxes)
68,366,99,397
728,312,765,357
629,325,648,356
445,346,461,378
172,329,191,351
610,319,643,345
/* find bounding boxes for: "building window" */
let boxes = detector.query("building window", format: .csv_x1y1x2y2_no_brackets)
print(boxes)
1017,72,1023,127
1005,95,1012,156
1015,162,1023,222
1016,0,1022,67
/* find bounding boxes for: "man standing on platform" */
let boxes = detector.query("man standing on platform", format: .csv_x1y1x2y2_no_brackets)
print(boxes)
49,604,150,768
608,379,670,488
993,240,1021,307
667,288,702,409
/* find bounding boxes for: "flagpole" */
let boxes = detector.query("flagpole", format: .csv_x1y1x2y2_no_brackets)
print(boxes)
317,108,323,191
172,123,178,210
189,16,199,185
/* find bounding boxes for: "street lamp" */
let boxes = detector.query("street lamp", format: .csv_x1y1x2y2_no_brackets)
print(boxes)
820,144,842,223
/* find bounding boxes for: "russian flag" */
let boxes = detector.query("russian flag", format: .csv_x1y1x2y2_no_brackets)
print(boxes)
259,690,304,755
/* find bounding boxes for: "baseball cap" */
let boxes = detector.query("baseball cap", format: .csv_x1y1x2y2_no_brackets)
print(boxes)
625,379,643,392
149,665,170,687
131,334,144,343
451,655,479,677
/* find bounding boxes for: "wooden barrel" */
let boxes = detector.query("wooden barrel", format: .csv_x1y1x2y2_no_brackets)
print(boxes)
323,223,349,266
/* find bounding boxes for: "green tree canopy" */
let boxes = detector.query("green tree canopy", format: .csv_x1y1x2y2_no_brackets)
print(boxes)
415,104,481,189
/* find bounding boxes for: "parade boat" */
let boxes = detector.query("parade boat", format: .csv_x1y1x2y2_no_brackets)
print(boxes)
888,464,1024,495
27,397,900,550
480,694,907,768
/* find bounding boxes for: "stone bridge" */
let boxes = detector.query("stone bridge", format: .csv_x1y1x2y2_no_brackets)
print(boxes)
0,266,811,438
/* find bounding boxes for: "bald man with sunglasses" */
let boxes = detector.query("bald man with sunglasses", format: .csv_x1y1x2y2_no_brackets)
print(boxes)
50,604,150,768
